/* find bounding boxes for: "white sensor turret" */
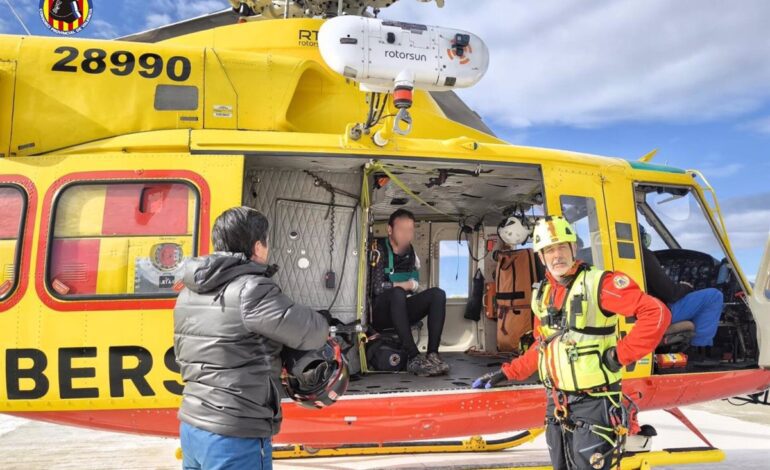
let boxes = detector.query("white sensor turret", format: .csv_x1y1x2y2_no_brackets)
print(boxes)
318,16,489,93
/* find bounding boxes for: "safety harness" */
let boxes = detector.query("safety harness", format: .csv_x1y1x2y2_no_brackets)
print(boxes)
383,238,419,284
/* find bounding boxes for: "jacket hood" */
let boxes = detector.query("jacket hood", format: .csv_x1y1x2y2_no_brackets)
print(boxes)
183,252,273,294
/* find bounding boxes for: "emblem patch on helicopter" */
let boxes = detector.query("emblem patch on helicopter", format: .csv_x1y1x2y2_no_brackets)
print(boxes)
39,0,93,35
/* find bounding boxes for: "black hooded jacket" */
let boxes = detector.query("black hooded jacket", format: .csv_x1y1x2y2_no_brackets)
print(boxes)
173,252,329,438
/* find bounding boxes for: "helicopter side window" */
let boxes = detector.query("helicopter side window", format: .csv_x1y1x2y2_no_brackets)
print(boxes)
438,239,470,299
560,195,605,270
47,181,199,299
0,185,26,301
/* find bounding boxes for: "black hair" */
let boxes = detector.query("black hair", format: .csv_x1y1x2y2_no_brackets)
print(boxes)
388,208,415,227
212,206,269,258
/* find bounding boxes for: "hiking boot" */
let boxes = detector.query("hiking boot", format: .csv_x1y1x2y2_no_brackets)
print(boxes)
407,354,441,377
426,352,450,375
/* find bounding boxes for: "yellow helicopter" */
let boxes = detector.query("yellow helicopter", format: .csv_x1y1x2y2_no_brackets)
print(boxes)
0,1,768,467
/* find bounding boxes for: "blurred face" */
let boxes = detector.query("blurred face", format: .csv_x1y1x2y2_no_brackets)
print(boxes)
388,216,415,251
251,239,269,265
539,242,576,280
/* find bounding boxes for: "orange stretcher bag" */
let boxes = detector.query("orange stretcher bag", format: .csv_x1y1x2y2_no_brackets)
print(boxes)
494,249,536,353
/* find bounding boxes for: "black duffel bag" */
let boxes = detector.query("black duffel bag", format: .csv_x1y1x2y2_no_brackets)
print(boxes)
365,334,407,372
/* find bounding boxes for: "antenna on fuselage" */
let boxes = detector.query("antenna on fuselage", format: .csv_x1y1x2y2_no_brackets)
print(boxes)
639,149,659,162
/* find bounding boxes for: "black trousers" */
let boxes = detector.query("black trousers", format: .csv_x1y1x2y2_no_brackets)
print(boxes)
545,392,620,470
372,287,446,358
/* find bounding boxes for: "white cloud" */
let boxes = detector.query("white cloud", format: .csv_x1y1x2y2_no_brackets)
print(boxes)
381,0,770,129
725,215,767,252
0,2,28,34
183,1,230,18
130,0,229,28
698,163,745,180
681,193,770,252
144,13,172,30
131,0,229,34
742,115,770,135
89,19,118,39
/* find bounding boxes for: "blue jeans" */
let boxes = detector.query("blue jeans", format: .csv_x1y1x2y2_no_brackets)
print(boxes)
180,422,273,470
669,288,723,347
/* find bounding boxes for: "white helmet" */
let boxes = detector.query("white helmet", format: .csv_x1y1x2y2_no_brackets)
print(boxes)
498,216,530,246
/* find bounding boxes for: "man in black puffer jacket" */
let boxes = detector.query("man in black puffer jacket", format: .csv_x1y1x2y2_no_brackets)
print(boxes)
174,207,330,470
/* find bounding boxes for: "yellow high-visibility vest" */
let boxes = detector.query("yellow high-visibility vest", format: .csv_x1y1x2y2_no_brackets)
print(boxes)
533,267,622,392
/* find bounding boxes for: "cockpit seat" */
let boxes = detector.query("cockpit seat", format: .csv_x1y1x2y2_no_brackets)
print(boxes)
657,320,695,353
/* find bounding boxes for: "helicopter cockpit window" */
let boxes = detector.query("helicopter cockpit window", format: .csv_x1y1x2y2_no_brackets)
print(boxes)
560,195,605,270
47,181,199,299
0,185,26,301
636,186,726,258
635,184,732,290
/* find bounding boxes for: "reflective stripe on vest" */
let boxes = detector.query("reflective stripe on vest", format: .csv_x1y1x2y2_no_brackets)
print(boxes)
532,267,621,392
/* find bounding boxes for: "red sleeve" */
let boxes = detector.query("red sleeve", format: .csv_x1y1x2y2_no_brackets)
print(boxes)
599,271,671,366
501,316,540,381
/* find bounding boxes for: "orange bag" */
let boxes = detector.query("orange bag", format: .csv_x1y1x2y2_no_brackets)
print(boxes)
495,249,536,352
497,309,532,353
484,282,496,320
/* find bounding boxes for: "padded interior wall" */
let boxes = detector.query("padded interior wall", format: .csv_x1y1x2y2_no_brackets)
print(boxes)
243,168,362,323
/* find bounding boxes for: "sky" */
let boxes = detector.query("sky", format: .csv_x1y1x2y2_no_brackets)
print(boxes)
1,0,768,282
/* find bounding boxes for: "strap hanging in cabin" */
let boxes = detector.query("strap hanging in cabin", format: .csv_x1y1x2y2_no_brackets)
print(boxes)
365,161,457,219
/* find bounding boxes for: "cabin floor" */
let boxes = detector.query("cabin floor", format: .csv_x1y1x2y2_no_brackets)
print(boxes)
345,350,760,396
345,352,538,395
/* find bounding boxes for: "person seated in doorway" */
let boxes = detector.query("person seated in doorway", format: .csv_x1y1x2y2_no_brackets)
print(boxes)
369,209,449,377
639,224,724,365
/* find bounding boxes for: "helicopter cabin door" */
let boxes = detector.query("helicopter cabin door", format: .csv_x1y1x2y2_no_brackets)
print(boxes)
543,165,651,378
544,166,613,272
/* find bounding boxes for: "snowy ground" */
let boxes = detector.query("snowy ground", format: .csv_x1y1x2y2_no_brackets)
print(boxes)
1,400,769,469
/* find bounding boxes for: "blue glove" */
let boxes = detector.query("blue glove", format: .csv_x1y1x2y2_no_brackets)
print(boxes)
472,370,507,389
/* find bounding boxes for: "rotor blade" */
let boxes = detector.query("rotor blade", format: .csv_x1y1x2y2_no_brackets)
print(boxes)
430,91,496,137
118,9,237,43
